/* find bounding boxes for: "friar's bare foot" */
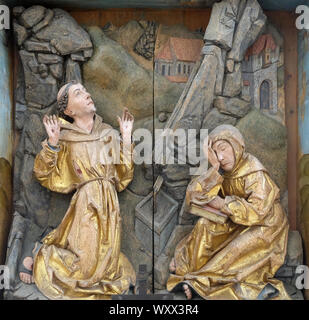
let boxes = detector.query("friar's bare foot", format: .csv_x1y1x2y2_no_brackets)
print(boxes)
183,284,192,300
169,258,176,273
19,256,34,284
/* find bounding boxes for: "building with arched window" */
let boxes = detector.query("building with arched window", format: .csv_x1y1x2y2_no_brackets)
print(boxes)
242,33,281,117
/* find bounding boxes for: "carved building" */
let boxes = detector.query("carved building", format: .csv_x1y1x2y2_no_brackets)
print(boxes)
154,37,203,83
242,33,280,114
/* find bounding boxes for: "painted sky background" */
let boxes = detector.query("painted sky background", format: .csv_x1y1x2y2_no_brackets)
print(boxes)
0,29,12,164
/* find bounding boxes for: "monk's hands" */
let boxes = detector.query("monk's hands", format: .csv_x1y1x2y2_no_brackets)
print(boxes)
208,196,225,210
117,107,134,146
43,114,60,146
204,138,220,171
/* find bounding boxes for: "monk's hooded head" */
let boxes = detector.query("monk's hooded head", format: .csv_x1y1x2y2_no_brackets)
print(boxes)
57,81,96,121
208,125,245,173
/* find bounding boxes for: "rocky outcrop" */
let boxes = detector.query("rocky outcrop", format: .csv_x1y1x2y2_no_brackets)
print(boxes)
236,108,287,193
83,26,184,128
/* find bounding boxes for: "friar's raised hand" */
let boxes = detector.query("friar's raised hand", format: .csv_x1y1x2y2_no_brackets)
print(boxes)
43,114,60,146
117,107,134,145
203,138,220,171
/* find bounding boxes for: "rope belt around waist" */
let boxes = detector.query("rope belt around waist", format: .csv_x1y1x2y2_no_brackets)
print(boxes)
75,176,115,190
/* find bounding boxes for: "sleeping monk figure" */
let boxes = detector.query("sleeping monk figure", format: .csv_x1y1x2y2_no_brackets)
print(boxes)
167,124,290,300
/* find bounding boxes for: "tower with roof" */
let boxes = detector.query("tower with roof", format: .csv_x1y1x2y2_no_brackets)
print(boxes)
242,33,280,114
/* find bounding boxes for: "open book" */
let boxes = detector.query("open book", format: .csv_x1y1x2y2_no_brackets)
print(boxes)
188,204,228,224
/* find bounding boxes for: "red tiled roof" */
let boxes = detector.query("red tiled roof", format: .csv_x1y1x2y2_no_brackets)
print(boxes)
245,34,277,60
156,37,203,62
156,41,173,61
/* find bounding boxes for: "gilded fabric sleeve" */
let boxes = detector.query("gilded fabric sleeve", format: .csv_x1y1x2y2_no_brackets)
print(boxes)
221,171,278,226
185,167,224,210
33,139,77,194
114,141,134,192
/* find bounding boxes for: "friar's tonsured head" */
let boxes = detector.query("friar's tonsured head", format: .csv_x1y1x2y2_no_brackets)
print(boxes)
57,81,96,121
57,80,78,119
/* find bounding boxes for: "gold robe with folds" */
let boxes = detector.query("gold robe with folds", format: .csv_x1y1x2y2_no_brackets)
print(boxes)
33,114,136,300
167,126,290,300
